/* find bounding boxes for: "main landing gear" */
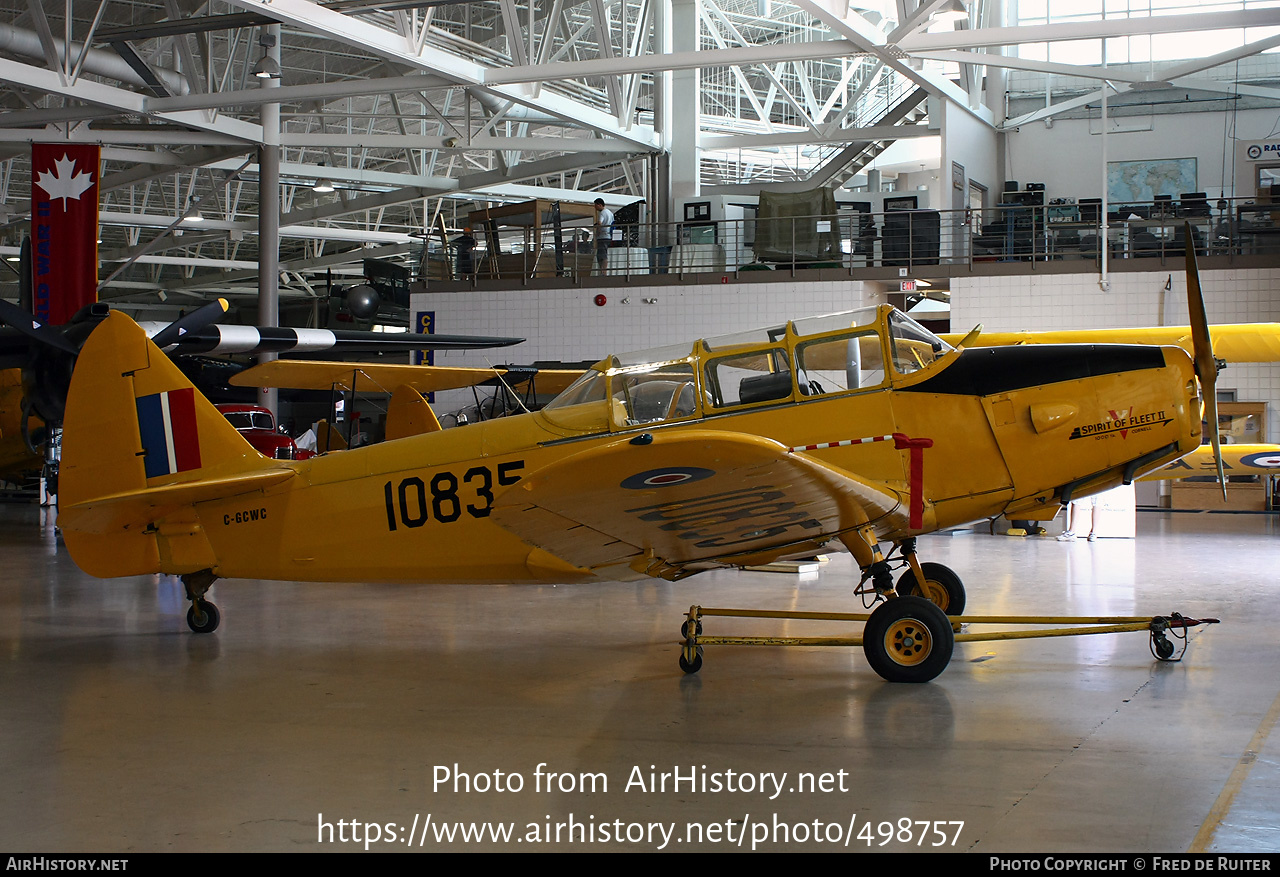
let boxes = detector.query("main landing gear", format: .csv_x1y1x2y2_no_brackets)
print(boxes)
677,536,1219,683
856,537,963,683
181,569,220,634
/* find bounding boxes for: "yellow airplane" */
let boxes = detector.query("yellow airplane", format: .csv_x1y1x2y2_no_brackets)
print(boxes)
228,359,586,439
57,288,1212,683
939,324,1280,363
1143,443,1280,479
0,369,43,481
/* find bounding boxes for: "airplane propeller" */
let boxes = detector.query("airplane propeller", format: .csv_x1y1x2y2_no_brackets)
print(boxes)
148,298,230,349
1184,223,1227,499
955,323,983,350
0,297,241,429
0,299,80,356
0,293,525,456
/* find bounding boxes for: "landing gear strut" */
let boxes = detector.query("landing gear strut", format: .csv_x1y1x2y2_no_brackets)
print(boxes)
181,569,220,634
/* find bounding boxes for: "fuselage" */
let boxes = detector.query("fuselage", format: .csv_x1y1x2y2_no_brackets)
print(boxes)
184,307,1200,584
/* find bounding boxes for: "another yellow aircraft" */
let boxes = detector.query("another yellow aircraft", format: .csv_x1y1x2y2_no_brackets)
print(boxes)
0,369,42,481
57,294,1208,682
1143,443,1280,479
939,324,1280,363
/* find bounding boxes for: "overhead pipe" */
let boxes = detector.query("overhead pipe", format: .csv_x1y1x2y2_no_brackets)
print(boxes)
0,22,189,95
470,89,569,126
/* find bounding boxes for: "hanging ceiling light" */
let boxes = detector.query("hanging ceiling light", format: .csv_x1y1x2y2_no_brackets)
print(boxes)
931,0,969,23
253,31,280,79
253,54,281,79
312,177,335,193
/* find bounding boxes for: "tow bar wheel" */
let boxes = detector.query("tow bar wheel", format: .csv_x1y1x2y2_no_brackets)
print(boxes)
864,596,954,683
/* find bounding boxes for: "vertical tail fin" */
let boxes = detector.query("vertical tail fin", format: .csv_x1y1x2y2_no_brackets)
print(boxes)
59,312,280,577
385,384,442,440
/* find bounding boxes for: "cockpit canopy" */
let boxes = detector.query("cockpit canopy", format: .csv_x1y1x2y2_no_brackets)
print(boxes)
541,305,951,433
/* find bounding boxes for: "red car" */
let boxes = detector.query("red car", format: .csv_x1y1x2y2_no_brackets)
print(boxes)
215,403,315,460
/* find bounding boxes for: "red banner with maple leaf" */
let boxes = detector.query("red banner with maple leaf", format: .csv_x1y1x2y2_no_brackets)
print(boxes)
31,144,100,326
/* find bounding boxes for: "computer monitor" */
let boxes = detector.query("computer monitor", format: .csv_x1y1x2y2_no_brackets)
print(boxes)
1180,192,1211,217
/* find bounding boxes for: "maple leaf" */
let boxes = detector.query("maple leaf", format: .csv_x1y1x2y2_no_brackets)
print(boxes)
34,154,95,209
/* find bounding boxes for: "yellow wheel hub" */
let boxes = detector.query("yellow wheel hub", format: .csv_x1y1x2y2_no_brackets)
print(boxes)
919,579,950,611
884,618,932,666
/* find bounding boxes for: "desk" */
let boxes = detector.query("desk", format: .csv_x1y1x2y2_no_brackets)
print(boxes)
1119,217,1211,258
1046,222,1121,260
1237,222,1280,254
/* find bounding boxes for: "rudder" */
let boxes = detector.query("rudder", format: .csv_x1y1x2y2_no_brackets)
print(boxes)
59,312,279,577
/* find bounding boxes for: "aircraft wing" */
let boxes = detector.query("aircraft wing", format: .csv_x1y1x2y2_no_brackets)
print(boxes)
230,360,584,395
938,323,1280,362
490,429,907,578
1139,443,1280,480
135,323,525,354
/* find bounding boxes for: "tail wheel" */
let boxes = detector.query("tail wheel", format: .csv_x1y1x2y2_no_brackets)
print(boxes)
186,599,220,634
896,562,966,616
863,596,954,683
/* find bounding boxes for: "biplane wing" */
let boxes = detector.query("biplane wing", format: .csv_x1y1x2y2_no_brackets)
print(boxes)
229,359,584,395
489,429,909,578
938,323,1280,363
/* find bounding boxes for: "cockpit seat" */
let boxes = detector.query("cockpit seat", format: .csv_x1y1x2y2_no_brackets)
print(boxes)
628,380,688,422
738,371,793,405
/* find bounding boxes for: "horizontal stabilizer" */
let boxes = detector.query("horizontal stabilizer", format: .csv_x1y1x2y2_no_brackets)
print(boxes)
59,468,294,535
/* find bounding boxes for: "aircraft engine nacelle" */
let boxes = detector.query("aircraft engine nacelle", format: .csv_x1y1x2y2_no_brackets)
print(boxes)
982,343,1200,509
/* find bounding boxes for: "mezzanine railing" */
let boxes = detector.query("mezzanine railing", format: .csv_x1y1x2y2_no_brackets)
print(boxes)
421,196,1280,286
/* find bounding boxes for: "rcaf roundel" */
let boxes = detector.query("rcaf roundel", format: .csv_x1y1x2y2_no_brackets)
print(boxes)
620,467,715,490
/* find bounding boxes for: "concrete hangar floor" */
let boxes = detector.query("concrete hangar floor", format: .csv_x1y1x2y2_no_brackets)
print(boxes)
0,503,1276,854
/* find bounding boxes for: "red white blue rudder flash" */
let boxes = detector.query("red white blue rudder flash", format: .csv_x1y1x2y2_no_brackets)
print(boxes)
135,387,202,478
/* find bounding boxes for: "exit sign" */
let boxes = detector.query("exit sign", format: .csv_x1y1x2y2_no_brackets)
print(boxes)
900,280,917,292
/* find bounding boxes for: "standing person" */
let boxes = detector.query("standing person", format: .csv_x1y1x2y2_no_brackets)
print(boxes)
453,226,477,278
593,198,614,274
1057,495,1097,542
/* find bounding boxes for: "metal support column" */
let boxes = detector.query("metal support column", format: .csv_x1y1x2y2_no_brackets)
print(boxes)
257,23,281,417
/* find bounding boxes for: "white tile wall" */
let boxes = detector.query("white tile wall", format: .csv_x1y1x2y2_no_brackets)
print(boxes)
413,280,880,364
413,279,881,413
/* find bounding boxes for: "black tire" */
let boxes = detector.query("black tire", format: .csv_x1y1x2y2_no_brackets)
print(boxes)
896,562,966,615
863,596,954,683
1153,636,1176,660
679,646,703,674
186,599,220,634
681,619,703,638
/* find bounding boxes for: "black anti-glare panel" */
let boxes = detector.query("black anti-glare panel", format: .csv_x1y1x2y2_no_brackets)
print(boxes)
901,345,1168,396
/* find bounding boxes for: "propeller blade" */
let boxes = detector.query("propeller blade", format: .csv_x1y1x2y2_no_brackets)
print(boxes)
149,298,230,349
955,323,983,350
1184,223,1227,499
0,299,80,356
